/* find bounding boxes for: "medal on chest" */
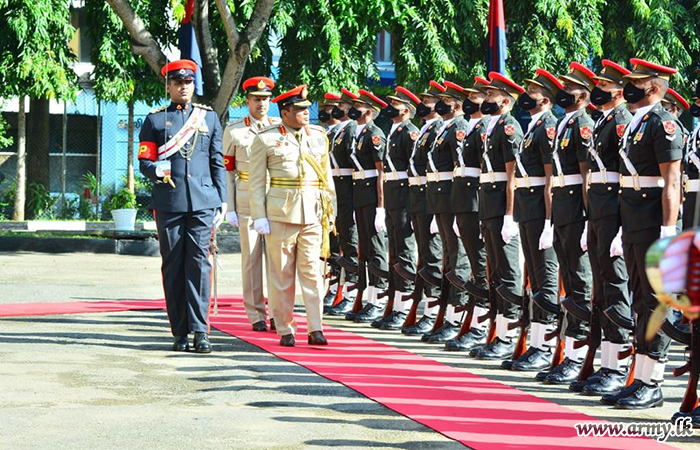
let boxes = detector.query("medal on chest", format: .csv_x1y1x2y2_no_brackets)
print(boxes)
634,122,648,144
561,128,573,148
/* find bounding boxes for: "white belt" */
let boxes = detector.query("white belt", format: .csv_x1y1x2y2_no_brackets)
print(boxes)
589,171,620,184
384,171,409,181
685,178,700,193
620,175,664,190
479,172,508,183
409,176,427,186
332,168,353,177
426,171,454,182
552,174,583,188
453,166,481,178
352,169,379,180
515,176,546,188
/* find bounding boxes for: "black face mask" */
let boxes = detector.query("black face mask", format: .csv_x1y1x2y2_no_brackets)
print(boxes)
589,108,603,122
416,103,432,118
462,98,481,115
518,93,539,111
318,110,331,123
555,90,577,109
623,83,648,104
347,107,362,120
590,87,613,107
331,106,345,120
434,100,453,116
691,104,700,118
480,101,500,115
384,104,400,119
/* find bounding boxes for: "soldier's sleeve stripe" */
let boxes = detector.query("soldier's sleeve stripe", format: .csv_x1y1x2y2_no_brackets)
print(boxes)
137,141,157,161
224,156,235,171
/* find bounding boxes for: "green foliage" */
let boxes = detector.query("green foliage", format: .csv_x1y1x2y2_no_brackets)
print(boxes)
26,182,57,219
81,171,99,197
0,0,77,99
108,187,138,211
0,179,16,220
59,196,79,220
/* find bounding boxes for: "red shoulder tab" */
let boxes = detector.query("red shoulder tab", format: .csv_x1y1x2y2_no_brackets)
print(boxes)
279,125,287,135
245,117,251,127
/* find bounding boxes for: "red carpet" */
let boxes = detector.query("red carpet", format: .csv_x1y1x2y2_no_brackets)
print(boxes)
0,296,677,450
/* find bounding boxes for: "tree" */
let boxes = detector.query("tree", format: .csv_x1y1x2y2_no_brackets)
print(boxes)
0,0,77,220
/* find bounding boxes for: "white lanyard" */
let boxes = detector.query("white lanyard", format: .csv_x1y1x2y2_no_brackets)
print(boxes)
385,123,401,173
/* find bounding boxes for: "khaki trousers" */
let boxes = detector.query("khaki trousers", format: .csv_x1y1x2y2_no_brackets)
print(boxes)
238,214,267,324
265,220,324,336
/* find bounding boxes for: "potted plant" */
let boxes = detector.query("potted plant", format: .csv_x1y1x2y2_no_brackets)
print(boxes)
108,188,138,230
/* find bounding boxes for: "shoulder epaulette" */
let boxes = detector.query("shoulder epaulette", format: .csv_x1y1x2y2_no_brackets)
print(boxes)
192,103,213,111
258,124,280,134
149,105,167,114
225,117,247,127
306,124,325,133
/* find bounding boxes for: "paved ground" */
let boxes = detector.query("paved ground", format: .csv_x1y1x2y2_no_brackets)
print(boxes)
1,251,699,449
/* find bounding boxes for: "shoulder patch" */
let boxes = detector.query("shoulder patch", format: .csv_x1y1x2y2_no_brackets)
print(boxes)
410,131,419,141
149,105,167,114
372,135,381,146
546,127,556,140
580,126,592,140
663,120,676,135
192,103,213,110
616,124,626,138
504,124,515,136
456,130,466,141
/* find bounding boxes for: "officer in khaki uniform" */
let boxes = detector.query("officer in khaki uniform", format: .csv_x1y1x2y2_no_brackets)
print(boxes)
223,76,280,332
248,85,336,347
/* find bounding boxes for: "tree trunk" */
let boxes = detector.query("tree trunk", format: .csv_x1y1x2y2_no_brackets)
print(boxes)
26,98,50,191
13,97,26,221
126,100,135,193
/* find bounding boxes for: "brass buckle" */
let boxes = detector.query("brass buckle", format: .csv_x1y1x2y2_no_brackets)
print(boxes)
523,174,531,189
683,174,690,194
488,170,495,183
632,173,641,191
558,173,565,188
600,167,607,184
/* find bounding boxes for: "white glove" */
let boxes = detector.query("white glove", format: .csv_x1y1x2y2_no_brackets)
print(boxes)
213,202,227,228
430,216,439,234
501,215,519,244
580,221,588,252
254,218,271,235
609,227,624,257
452,218,460,237
538,219,554,250
154,160,171,178
374,207,386,233
660,225,677,239
225,211,238,227
155,166,165,177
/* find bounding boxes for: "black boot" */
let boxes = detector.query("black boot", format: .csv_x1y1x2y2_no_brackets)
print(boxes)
193,332,211,354
511,347,553,372
544,358,582,384
569,368,607,393
615,382,663,409
475,337,515,360
445,328,486,352
427,322,461,343
600,379,643,406
326,299,353,316
582,369,628,396
172,335,189,352
354,304,383,323
380,312,408,330
402,315,435,336
345,303,371,321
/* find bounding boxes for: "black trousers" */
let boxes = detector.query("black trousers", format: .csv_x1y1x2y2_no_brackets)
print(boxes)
623,229,672,361
355,204,389,290
436,212,469,306
553,219,591,340
411,210,442,298
387,206,417,292
482,216,522,319
333,176,359,283
456,212,488,308
589,215,631,343
155,209,214,336
519,218,559,324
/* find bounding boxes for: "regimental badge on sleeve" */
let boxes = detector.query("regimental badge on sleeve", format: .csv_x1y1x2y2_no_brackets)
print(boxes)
456,130,466,141
504,125,515,136
410,131,419,141
372,135,381,146
616,124,626,138
580,126,592,140
663,120,677,135
546,127,556,140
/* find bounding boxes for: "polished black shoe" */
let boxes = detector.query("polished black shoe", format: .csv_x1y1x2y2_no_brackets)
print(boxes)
172,335,189,352
345,303,372,321
252,320,268,332
569,368,607,392
323,288,337,308
615,382,663,409
427,322,460,343
511,347,553,372
544,358,582,384
600,379,643,405
476,337,515,360
672,406,700,428
582,369,628,396
445,328,487,352
193,332,211,353
402,315,435,336
308,331,328,345
535,356,567,381
326,299,353,316
270,318,276,331
354,304,383,323
380,312,407,330
280,334,296,347
371,311,390,329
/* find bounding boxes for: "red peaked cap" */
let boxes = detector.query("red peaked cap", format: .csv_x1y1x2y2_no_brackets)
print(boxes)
663,88,690,110
523,68,562,97
625,58,677,81
354,89,388,110
593,60,630,85
484,72,525,99
464,76,490,93
160,60,197,79
340,88,359,103
322,92,341,106
560,62,597,91
439,81,468,100
272,84,312,108
242,76,274,96
386,86,421,107
419,81,446,97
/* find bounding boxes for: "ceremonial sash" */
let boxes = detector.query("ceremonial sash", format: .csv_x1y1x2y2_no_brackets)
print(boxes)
157,107,208,160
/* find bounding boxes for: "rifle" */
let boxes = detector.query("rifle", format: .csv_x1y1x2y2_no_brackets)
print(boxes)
351,260,367,313
577,295,602,381
401,276,425,329
546,277,568,370
510,266,531,361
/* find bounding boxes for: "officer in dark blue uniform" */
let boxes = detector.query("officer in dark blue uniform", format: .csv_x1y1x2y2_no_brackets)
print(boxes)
138,60,227,353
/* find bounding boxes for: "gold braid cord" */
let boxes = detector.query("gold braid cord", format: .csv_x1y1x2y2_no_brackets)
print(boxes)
300,150,334,259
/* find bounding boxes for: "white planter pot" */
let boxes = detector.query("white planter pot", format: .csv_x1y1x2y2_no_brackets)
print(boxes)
111,209,137,231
